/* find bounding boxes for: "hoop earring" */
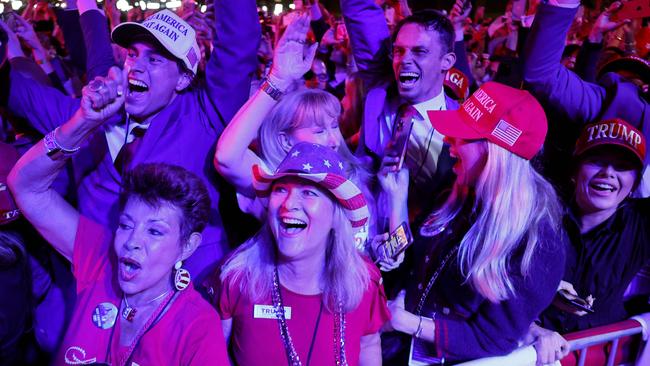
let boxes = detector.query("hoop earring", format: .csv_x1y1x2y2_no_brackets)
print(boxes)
174,261,191,291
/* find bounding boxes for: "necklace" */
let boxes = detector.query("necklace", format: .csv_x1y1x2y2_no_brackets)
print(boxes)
415,245,459,316
122,291,170,322
272,267,348,366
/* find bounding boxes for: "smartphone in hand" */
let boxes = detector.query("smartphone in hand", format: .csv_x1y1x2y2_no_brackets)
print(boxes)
380,114,414,172
383,222,414,260
557,289,594,314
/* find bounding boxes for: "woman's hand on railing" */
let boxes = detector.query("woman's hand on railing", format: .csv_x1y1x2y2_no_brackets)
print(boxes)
524,323,569,366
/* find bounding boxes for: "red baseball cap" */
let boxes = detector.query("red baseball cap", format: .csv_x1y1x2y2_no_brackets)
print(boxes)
427,82,547,160
444,67,470,101
574,118,646,167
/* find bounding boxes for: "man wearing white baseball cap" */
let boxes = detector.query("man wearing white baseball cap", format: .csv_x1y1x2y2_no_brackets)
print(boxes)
3,0,261,282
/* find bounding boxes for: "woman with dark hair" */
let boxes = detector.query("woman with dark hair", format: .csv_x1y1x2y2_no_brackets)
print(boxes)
8,74,228,365
206,142,390,366
382,82,567,364
528,118,650,365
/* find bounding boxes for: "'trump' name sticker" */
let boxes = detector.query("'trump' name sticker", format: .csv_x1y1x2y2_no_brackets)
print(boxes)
254,304,292,319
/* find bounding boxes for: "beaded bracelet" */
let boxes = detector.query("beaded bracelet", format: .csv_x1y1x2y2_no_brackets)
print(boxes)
44,127,81,158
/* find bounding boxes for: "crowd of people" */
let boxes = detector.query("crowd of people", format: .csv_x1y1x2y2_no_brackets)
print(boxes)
0,0,648,365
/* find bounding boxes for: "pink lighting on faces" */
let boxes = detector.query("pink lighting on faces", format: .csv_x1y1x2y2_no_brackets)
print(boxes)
445,136,488,188
268,177,335,264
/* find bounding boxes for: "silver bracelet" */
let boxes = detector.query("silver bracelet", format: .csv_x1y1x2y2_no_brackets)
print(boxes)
44,127,80,158
52,127,81,154
414,315,424,339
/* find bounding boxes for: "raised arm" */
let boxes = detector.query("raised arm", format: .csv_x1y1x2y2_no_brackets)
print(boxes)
203,0,261,129
8,67,126,261
214,13,317,197
2,17,79,133
340,0,393,89
522,2,606,124
449,0,476,88
78,0,117,80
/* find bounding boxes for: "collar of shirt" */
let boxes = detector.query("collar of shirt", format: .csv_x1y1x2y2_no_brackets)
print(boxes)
104,119,150,161
565,201,629,241
412,88,447,120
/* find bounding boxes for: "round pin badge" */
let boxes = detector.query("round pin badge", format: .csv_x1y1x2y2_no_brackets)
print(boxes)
92,302,118,329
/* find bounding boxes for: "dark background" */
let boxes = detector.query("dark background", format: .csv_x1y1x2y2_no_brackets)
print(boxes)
257,0,510,16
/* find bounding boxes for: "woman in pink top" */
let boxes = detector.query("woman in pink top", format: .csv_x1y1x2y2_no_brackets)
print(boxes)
205,142,390,366
8,71,229,365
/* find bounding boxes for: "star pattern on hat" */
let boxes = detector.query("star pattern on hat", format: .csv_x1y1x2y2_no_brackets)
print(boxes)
338,162,344,170
323,159,331,168
302,163,313,172
291,150,301,158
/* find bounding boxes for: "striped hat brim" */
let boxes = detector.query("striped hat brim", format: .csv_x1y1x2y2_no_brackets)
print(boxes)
252,164,369,228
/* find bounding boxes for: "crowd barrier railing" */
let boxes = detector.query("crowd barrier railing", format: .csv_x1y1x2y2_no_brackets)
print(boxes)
456,313,650,366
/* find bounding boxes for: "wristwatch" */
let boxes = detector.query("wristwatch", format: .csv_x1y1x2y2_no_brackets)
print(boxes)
260,78,284,101
44,128,80,159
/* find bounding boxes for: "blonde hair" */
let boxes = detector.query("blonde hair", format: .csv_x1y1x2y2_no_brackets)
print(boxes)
220,204,370,313
258,89,370,185
427,142,562,302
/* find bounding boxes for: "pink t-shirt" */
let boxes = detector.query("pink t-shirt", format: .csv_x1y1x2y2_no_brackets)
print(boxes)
215,262,390,366
54,216,229,366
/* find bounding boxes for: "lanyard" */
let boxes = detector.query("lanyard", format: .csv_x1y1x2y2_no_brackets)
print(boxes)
104,291,176,366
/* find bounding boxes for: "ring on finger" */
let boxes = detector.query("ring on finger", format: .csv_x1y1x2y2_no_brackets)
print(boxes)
88,79,106,92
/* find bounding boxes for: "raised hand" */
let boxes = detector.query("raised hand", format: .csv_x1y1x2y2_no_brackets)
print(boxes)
268,12,319,90
450,0,472,33
589,1,630,43
0,19,25,58
80,66,126,125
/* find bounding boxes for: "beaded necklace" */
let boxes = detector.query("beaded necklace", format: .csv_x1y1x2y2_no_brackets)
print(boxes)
415,245,459,316
272,267,348,366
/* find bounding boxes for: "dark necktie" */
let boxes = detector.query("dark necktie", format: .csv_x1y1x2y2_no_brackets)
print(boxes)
114,126,146,172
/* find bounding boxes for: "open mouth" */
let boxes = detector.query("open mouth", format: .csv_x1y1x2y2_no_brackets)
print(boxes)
128,78,149,95
398,71,420,87
589,182,616,193
280,217,308,235
119,257,142,281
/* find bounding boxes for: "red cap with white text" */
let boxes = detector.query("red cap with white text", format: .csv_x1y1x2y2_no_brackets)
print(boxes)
427,82,547,160
575,118,646,167
444,67,470,100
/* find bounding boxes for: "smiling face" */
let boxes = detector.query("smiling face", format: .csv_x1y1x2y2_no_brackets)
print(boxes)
114,198,185,298
392,23,453,104
446,137,488,188
123,42,190,122
268,177,335,263
287,119,342,151
574,147,639,216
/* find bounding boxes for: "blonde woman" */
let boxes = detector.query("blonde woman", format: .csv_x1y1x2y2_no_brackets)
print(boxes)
383,82,567,363
205,143,390,365
215,12,407,252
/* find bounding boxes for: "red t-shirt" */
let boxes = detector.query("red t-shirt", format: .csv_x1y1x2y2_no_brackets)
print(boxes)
216,262,390,366
53,216,229,366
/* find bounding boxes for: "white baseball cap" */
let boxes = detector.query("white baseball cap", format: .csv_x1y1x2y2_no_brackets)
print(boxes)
112,10,200,74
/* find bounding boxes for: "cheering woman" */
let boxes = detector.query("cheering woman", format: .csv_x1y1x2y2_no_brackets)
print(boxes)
383,82,567,364
206,142,390,365
8,68,228,365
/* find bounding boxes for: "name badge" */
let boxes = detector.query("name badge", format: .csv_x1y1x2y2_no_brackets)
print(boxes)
253,304,292,319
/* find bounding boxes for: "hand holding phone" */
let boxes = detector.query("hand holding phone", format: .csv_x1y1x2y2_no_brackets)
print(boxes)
380,109,415,172
383,222,414,260
556,289,595,314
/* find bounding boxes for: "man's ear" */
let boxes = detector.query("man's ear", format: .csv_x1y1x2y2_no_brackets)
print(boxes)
176,72,193,92
441,52,457,73
181,232,202,261
278,132,293,152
